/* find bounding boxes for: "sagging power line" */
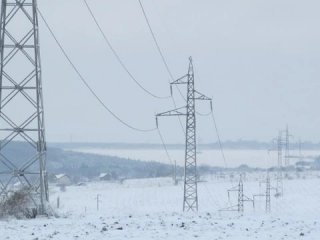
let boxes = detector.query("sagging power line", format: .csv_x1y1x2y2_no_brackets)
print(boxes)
38,8,157,133
137,0,187,134
82,0,171,100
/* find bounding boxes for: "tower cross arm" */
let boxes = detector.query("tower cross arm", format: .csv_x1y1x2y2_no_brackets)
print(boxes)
194,90,211,101
170,74,188,85
156,106,187,117
155,106,187,128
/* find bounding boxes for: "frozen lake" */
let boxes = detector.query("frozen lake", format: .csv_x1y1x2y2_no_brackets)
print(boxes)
69,147,320,168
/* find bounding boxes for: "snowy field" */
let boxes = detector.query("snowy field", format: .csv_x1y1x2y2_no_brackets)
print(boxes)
70,148,320,168
1,173,320,240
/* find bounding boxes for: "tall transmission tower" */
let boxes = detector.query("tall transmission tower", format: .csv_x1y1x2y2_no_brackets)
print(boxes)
156,57,211,212
0,0,48,213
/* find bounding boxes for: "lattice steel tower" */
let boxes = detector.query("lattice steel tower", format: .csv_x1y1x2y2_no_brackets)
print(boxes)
156,57,211,211
0,0,48,213
266,173,271,213
237,174,244,212
284,125,291,167
276,131,283,196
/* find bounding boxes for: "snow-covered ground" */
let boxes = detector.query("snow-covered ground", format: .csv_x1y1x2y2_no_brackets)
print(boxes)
1,173,319,239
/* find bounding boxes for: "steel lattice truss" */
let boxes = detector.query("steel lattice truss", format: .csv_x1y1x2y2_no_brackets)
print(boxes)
276,132,284,197
156,57,211,212
0,0,48,213
265,173,271,213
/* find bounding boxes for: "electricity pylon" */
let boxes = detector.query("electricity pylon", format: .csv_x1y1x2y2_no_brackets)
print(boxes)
221,174,253,213
266,173,271,213
254,172,272,213
276,131,284,197
237,175,244,212
284,125,292,167
0,0,48,214
156,57,211,212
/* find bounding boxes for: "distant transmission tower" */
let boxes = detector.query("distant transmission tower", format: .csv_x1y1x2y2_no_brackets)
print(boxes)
156,57,211,212
266,173,271,213
254,172,272,213
237,174,244,212
0,0,48,213
221,174,253,213
276,131,283,197
284,125,292,167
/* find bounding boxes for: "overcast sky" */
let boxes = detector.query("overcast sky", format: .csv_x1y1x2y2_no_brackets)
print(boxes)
7,0,320,143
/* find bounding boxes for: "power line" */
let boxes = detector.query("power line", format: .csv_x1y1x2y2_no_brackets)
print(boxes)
137,0,175,82
137,0,186,134
82,0,170,100
137,0,186,102
192,62,228,168
196,111,212,117
156,128,174,166
211,109,228,168
157,119,184,191
38,8,157,133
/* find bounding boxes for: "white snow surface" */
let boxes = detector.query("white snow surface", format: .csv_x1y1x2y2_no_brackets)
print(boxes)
1,174,320,240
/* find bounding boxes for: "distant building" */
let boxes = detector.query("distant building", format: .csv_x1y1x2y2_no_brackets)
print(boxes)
99,173,113,181
54,174,72,186
295,161,313,171
99,172,119,181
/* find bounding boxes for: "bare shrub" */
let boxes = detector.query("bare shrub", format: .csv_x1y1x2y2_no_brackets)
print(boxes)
0,188,37,219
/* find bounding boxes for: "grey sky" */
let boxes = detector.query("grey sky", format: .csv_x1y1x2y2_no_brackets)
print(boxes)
22,0,320,143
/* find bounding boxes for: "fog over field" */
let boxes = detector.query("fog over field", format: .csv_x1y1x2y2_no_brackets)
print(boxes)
70,147,319,168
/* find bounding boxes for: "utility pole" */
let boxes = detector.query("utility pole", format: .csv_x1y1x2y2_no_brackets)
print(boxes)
173,160,177,185
299,138,302,162
156,57,211,212
96,194,101,211
0,0,48,214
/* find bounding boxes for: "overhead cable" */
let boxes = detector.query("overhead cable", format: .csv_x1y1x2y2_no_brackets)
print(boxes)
83,0,170,100
38,8,157,133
